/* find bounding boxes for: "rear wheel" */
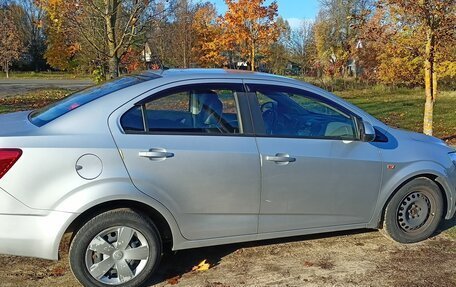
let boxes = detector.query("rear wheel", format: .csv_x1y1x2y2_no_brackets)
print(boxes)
382,178,444,243
69,209,162,287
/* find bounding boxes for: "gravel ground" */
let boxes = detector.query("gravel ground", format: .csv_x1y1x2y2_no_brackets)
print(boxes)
0,217,454,287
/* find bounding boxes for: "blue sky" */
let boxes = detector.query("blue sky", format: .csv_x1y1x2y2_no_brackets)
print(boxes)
208,0,320,29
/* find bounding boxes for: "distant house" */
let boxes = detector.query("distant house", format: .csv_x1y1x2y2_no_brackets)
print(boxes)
286,62,302,76
236,61,248,70
142,43,166,70
142,43,152,63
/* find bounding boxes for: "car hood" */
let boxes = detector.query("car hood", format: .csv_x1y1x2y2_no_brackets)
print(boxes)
0,111,37,136
393,128,450,148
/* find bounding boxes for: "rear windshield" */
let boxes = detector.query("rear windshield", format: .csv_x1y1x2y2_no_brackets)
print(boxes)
29,73,160,127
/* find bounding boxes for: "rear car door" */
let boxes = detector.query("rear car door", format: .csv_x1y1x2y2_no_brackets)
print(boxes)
245,82,383,233
109,81,261,240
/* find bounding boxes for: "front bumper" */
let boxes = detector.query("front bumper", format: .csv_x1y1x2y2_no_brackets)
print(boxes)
0,211,76,260
438,166,456,220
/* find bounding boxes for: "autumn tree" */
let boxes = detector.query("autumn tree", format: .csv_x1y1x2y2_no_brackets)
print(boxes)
8,0,47,71
354,6,388,82
169,0,194,68
121,47,143,73
40,0,175,79
385,0,456,135
37,0,80,71
377,29,424,86
436,43,456,89
220,0,279,71
287,20,316,76
79,0,174,79
265,17,291,74
191,2,225,67
144,0,221,69
0,8,24,78
314,0,375,77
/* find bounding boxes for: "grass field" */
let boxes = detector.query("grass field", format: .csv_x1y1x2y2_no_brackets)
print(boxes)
335,87,456,143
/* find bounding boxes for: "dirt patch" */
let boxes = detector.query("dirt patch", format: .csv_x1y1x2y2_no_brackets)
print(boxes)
1,223,455,287
376,238,456,287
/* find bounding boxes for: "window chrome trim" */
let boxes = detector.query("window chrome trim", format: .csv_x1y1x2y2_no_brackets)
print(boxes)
120,82,252,136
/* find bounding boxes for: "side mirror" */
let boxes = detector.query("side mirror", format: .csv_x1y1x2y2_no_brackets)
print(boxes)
361,120,376,142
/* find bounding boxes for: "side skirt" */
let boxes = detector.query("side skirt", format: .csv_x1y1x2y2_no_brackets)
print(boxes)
172,223,370,251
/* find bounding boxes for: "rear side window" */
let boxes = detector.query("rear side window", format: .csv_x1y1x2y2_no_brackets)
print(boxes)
29,74,160,127
121,84,243,135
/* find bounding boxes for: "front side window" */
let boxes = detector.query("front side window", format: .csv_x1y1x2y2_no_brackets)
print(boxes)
250,85,359,140
121,84,242,135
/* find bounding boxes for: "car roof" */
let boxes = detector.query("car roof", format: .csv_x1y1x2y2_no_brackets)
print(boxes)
143,68,293,82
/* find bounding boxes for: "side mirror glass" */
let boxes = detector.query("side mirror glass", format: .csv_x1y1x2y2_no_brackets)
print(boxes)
362,120,376,142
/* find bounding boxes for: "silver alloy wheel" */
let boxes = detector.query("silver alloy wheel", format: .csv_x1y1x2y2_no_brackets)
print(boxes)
85,226,150,285
397,192,432,232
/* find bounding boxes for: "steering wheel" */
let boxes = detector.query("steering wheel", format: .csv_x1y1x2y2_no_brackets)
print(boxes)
260,102,278,134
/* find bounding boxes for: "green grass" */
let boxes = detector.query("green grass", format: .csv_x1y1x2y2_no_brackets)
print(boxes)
297,76,374,92
0,71,90,80
448,227,456,239
334,87,456,142
442,216,456,239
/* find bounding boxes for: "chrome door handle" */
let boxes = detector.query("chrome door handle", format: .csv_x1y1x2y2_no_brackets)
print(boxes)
139,151,174,158
265,153,296,164
139,148,174,160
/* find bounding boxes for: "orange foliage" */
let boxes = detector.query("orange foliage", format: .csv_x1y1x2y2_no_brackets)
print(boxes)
191,3,225,68
37,0,80,71
0,9,24,77
383,0,456,135
121,48,143,73
219,0,279,71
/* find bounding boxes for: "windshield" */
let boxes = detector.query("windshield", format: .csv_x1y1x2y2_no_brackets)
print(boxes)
29,73,160,127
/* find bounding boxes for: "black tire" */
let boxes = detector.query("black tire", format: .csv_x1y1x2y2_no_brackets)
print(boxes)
69,208,162,287
382,177,444,243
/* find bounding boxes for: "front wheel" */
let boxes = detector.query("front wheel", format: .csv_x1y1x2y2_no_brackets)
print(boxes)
69,208,162,287
382,177,444,243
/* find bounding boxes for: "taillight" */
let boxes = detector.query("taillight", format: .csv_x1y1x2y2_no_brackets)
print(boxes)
0,149,22,179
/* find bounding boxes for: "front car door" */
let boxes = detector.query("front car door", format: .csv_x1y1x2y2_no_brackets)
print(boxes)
109,81,261,240
245,82,383,233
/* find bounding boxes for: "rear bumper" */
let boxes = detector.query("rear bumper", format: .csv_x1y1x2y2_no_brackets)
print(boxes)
0,211,76,260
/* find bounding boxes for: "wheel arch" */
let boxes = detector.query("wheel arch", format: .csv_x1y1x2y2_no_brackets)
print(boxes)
373,173,450,229
59,200,177,259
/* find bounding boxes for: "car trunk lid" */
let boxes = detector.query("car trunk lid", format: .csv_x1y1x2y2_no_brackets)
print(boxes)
0,111,38,136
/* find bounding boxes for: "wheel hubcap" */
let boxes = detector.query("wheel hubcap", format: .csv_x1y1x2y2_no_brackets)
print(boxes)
112,250,124,260
397,192,431,232
85,226,150,285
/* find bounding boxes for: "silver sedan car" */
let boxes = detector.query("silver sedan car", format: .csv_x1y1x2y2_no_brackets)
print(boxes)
1,69,455,287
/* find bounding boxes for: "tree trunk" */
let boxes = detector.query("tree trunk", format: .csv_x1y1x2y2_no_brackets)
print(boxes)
108,56,120,79
5,60,9,79
105,0,120,79
251,43,255,71
423,28,435,136
433,65,437,101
